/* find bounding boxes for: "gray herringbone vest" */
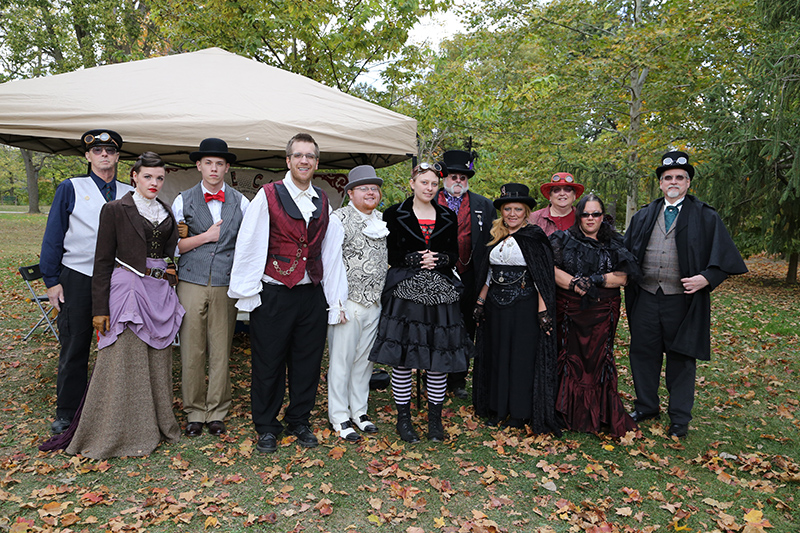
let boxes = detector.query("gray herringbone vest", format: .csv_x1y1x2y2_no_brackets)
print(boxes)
639,210,683,295
177,183,244,286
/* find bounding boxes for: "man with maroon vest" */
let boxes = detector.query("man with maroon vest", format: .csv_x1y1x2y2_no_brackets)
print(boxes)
436,150,495,399
228,133,344,453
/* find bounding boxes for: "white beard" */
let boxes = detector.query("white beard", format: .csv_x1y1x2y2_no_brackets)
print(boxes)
666,188,681,199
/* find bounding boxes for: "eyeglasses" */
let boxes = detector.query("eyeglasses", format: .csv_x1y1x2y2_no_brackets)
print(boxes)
448,174,468,182
290,152,318,160
90,146,118,155
660,174,687,182
580,211,603,219
662,156,688,165
353,186,380,193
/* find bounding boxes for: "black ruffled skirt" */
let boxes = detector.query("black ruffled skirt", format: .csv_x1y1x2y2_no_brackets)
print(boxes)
368,271,472,373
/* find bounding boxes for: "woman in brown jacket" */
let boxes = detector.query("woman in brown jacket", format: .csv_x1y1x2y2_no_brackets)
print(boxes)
61,152,184,459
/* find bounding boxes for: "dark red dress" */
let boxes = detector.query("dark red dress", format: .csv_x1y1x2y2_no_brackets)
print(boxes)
550,226,639,437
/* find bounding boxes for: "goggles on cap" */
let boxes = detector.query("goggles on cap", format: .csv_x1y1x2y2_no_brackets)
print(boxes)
83,131,118,147
550,173,574,183
662,156,688,165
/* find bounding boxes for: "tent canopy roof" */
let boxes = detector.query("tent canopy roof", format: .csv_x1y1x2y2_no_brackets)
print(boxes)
0,47,416,170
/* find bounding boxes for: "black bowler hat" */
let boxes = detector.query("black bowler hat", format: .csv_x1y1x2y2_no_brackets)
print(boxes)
493,183,537,209
656,150,694,179
82,129,122,151
190,138,237,164
440,150,476,178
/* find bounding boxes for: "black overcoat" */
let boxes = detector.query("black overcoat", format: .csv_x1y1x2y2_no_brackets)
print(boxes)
623,195,747,360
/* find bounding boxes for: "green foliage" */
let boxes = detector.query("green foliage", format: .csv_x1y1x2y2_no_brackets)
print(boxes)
697,0,800,267
150,0,450,93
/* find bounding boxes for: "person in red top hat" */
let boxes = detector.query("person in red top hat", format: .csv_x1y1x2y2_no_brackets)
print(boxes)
528,172,585,236
171,138,249,438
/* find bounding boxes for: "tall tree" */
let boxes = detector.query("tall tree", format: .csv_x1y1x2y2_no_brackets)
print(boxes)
150,0,450,93
698,0,800,282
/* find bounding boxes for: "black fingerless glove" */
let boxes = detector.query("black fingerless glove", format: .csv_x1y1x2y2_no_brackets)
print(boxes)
433,252,450,267
404,252,423,267
589,273,605,287
573,277,594,293
538,310,553,335
473,304,485,325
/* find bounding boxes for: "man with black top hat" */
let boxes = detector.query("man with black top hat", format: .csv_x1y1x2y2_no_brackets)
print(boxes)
171,138,249,437
624,150,747,438
228,133,342,453
528,172,585,236
325,165,389,442
435,150,495,399
40,129,134,434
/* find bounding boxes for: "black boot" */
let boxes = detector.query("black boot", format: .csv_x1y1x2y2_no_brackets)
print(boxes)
396,403,420,443
427,402,445,442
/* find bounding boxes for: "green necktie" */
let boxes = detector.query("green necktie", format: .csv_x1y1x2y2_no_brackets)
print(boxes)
104,184,114,202
665,205,678,231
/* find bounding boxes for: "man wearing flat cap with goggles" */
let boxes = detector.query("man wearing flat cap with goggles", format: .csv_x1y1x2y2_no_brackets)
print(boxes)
623,150,747,439
40,129,133,435
528,172,585,236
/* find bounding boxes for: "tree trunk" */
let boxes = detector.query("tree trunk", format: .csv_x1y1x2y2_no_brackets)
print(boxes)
624,0,647,229
21,149,40,214
788,251,798,284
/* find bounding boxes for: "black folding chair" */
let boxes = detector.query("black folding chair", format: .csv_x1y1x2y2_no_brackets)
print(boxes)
18,264,58,341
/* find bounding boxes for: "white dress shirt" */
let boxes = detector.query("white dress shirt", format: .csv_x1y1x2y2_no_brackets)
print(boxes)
227,173,340,312
170,183,250,256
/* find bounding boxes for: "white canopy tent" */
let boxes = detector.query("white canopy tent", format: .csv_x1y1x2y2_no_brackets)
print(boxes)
0,47,417,171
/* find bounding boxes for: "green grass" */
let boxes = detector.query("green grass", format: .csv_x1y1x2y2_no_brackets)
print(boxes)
0,211,798,532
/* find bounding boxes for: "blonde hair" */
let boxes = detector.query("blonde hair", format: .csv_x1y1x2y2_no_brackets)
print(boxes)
487,203,532,246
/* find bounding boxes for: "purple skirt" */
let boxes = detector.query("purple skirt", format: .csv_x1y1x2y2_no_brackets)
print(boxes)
99,258,184,350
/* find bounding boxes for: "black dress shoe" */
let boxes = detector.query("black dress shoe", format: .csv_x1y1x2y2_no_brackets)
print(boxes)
352,414,379,434
51,417,71,435
629,410,660,423
256,433,278,453
287,424,318,448
207,420,226,436
668,423,689,438
185,422,204,437
333,420,361,442
452,386,468,400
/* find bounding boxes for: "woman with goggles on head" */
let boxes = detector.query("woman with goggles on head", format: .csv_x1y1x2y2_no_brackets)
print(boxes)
368,162,472,444
549,193,640,437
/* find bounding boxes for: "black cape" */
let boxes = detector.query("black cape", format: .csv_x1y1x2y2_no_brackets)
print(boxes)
473,224,562,435
623,195,747,360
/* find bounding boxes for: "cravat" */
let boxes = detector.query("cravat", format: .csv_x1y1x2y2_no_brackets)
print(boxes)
104,184,114,202
665,205,678,231
204,190,225,203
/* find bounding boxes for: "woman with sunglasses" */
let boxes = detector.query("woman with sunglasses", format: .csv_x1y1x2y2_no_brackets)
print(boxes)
550,193,639,437
42,152,184,458
471,184,561,434
368,163,472,443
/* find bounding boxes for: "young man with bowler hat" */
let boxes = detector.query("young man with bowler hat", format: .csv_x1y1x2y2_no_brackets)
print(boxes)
528,172,585,236
40,129,133,434
435,150,495,399
228,133,342,453
171,138,249,437
325,165,389,441
624,150,747,438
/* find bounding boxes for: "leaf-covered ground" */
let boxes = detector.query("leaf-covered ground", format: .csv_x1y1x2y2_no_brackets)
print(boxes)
0,213,798,532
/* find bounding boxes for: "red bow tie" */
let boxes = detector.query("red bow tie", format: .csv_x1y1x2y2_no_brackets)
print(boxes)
204,190,225,203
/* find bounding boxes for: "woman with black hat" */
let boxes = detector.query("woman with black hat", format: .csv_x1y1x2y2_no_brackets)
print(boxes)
368,163,472,443
550,193,639,437
472,184,561,434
